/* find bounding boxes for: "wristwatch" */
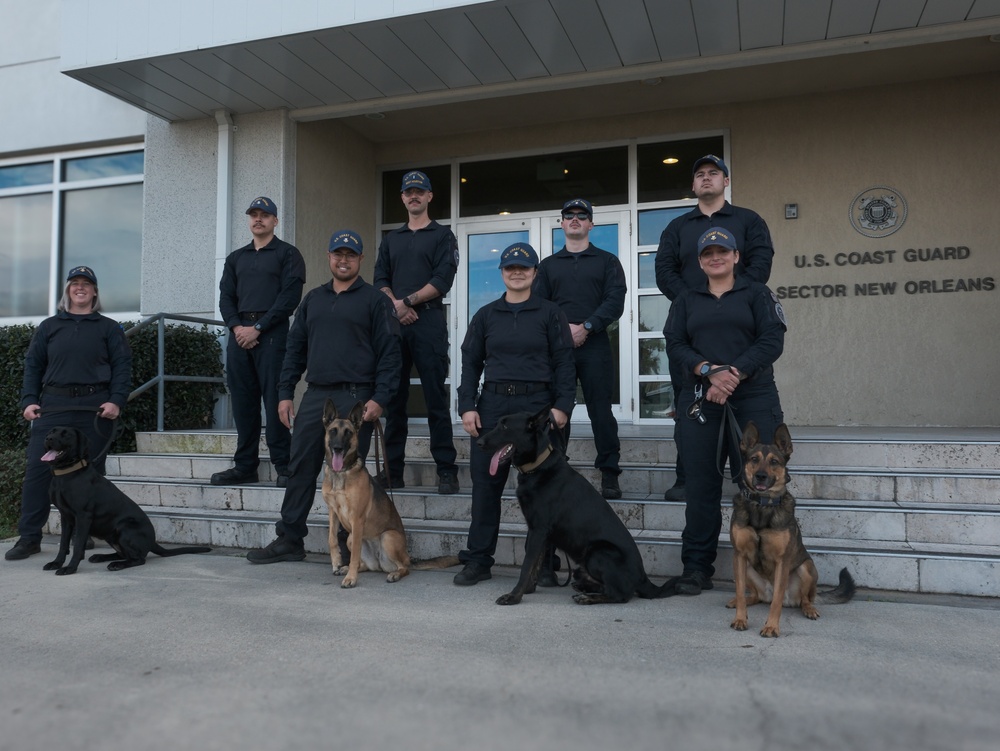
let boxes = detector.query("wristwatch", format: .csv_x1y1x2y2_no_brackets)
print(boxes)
698,362,711,376
403,296,415,308
254,323,263,332
583,321,593,332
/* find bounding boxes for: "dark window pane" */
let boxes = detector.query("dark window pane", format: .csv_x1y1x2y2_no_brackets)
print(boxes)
63,151,145,182
638,295,668,333
639,381,674,418
637,136,724,203
61,184,143,311
0,162,53,189
381,165,452,224
460,146,627,217
0,193,52,316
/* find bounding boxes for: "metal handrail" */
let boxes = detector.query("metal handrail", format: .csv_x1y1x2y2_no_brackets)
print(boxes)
126,313,227,431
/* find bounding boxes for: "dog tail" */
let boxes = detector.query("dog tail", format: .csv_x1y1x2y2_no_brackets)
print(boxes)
411,555,461,570
636,576,679,599
817,567,856,604
150,544,213,557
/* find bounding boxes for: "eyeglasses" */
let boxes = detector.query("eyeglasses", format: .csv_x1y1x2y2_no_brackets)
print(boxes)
561,212,590,221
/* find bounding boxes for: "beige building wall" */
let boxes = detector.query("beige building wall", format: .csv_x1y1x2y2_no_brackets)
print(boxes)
368,72,999,427
296,120,378,286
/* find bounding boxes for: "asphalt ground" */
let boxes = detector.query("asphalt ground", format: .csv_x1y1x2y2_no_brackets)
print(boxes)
2,538,998,751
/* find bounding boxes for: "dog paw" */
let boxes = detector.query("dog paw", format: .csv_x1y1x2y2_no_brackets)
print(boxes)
731,618,748,631
496,593,522,606
725,597,737,609
802,606,820,620
341,577,357,588
386,572,404,583
333,565,349,576
42,561,63,571
55,567,78,576
760,625,781,638
107,562,129,571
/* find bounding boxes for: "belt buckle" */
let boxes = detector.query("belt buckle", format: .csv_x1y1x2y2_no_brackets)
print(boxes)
504,384,517,396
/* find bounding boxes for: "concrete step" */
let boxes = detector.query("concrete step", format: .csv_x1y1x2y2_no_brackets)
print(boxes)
102,475,1000,553
109,453,1000,506
135,428,1000,471
45,503,1000,598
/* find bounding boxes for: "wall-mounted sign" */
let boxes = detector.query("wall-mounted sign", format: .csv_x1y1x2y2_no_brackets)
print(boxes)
849,186,908,238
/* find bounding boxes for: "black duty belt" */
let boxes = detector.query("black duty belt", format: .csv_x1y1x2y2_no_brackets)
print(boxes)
318,382,375,391
483,382,550,396
43,383,110,398
240,311,268,322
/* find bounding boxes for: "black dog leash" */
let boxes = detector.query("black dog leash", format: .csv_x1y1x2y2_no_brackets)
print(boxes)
716,401,743,480
371,417,393,499
37,406,121,463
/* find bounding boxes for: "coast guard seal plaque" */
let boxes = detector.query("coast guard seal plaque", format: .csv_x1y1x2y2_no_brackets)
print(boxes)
849,186,908,238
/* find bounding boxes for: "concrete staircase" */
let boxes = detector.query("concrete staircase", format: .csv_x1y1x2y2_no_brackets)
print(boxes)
66,425,1000,597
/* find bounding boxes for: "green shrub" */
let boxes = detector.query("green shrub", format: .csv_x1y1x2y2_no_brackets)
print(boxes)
0,320,225,538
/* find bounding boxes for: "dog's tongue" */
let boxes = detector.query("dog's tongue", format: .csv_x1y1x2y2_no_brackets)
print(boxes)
40,450,59,463
489,447,507,477
330,451,344,472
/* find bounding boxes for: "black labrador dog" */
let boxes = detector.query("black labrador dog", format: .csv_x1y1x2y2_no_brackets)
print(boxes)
41,426,211,575
478,407,676,605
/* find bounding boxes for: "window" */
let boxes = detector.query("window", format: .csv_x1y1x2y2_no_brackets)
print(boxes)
0,147,143,318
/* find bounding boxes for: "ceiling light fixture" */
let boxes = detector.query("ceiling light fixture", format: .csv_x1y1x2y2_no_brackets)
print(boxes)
662,157,679,165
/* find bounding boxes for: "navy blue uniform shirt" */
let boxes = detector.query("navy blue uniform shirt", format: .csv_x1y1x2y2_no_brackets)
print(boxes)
20,311,132,410
278,278,401,408
655,202,774,301
534,244,626,332
664,276,786,387
458,294,576,415
372,221,458,304
220,236,306,332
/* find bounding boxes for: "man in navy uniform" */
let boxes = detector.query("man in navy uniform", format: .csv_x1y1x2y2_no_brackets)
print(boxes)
214,196,305,488
373,170,460,495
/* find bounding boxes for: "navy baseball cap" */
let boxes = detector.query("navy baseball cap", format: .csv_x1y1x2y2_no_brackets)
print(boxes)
692,155,729,177
328,229,363,255
400,171,432,192
498,242,539,269
561,198,593,219
66,265,98,285
246,196,278,216
698,227,738,254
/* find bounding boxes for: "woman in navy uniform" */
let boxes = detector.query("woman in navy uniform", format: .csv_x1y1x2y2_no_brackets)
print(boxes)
664,227,786,595
7,266,132,561
453,243,576,586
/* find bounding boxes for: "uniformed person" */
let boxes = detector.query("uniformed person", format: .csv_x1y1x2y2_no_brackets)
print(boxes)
214,196,306,488
7,266,132,561
247,230,401,564
373,170,459,494
452,242,576,587
535,198,627,499
664,227,786,595
655,155,774,503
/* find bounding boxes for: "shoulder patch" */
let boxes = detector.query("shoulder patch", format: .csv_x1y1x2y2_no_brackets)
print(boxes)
774,300,787,327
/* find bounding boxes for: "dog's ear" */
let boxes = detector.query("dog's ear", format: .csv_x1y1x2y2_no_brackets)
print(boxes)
322,398,338,426
527,406,552,434
348,401,366,427
740,421,760,454
773,423,793,459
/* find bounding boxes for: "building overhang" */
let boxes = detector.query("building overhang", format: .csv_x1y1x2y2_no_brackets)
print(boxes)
62,0,1000,140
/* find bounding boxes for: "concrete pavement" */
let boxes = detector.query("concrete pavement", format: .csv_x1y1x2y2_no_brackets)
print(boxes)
2,537,998,751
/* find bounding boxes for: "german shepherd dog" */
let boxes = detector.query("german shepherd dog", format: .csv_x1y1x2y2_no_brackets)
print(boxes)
321,400,459,588
729,422,856,637
41,426,212,575
478,407,675,605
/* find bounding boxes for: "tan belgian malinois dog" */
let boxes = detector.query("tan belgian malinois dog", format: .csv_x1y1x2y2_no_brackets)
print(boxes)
321,400,459,588
728,422,855,637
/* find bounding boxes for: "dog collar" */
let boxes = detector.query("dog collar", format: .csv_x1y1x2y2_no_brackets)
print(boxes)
741,485,782,507
515,445,553,475
52,459,88,476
